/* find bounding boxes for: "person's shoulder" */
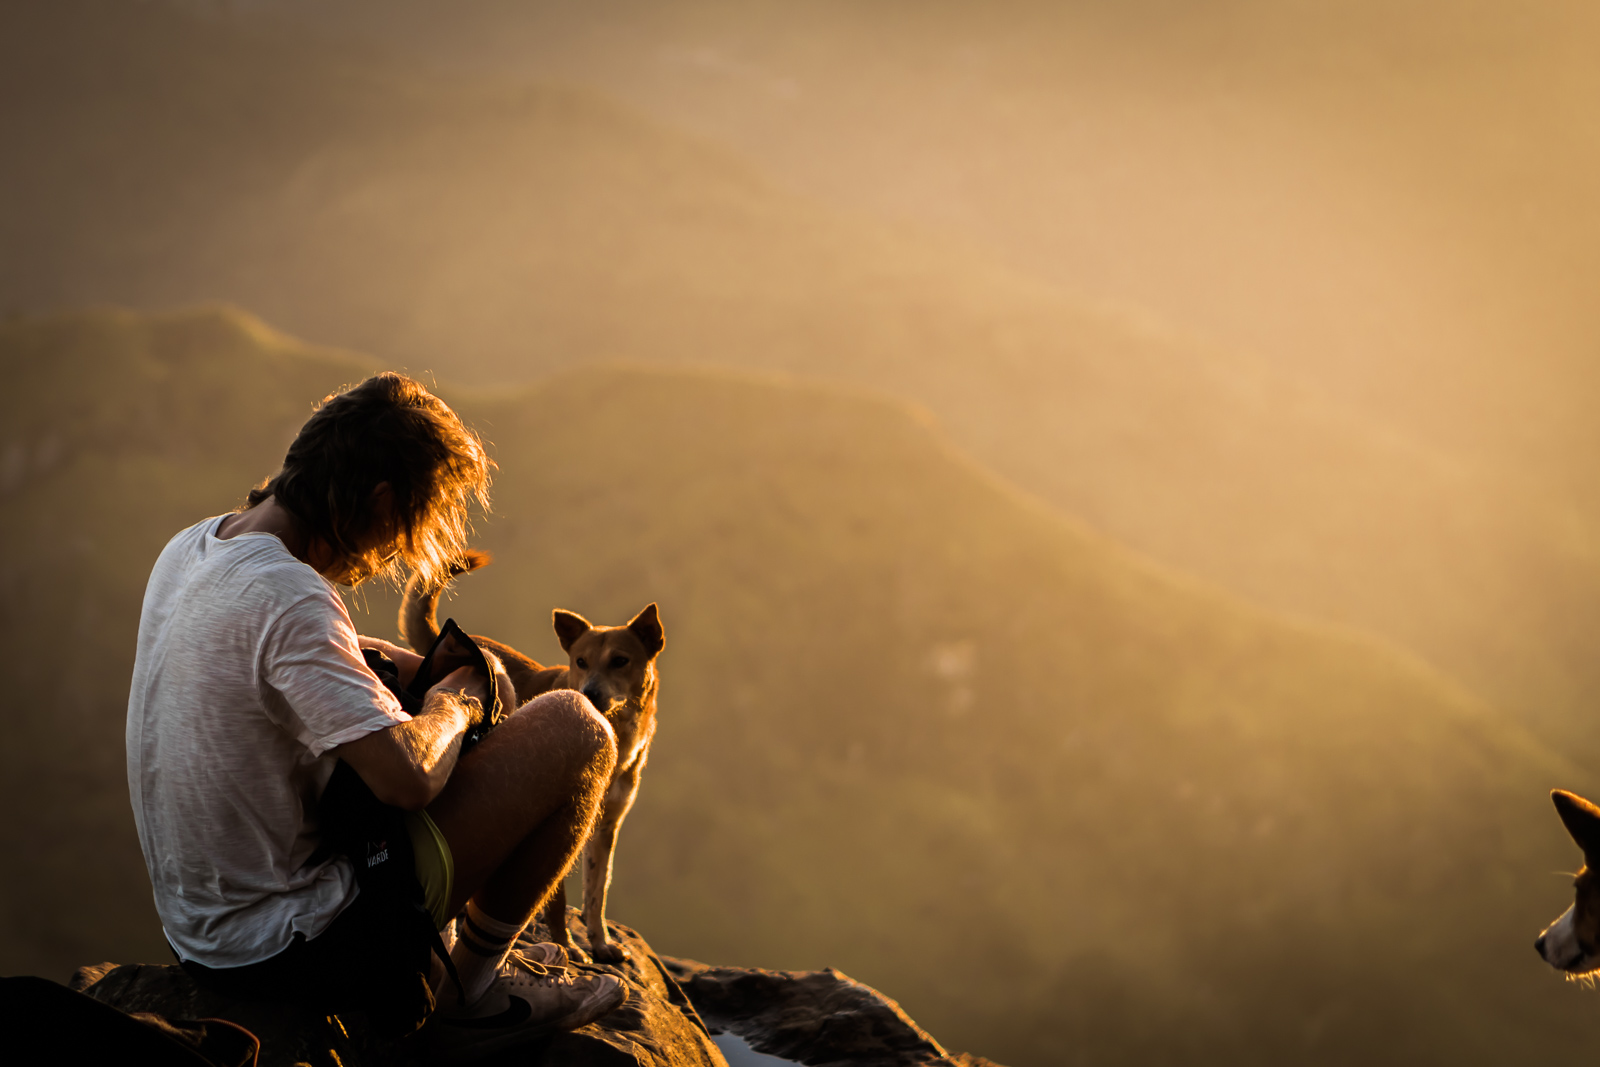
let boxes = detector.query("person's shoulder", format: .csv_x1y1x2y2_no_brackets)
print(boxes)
206,525,333,606
148,514,227,584
157,514,225,557
232,541,328,592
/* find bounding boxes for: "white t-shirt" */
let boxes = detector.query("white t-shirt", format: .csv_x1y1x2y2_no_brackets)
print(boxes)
126,515,410,967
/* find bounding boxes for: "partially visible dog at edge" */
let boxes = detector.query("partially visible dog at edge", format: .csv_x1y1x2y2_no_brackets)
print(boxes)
1535,789,1600,976
401,550,664,964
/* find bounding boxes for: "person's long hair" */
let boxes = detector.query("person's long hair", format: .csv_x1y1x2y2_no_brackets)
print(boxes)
244,372,493,588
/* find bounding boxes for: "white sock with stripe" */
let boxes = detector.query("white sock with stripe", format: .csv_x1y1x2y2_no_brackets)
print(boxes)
449,900,526,1006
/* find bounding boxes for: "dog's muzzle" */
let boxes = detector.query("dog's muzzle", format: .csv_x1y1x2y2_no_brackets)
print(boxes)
1536,906,1595,972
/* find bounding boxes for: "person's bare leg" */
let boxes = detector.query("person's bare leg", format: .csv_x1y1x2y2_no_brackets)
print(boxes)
428,688,616,934
423,690,628,1049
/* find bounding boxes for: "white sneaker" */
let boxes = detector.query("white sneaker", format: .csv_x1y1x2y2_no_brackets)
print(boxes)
433,949,626,1062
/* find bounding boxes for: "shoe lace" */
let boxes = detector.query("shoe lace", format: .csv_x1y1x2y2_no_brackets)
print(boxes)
502,948,575,987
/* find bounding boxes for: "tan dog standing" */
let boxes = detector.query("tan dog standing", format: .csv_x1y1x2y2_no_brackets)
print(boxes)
402,551,663,963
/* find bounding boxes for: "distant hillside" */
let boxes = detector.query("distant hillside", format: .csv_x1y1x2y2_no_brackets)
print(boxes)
4,0,1600,771
0,307,1592,1067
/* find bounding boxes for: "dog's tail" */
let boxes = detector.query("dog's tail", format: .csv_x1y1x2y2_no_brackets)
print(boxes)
399,549,492,652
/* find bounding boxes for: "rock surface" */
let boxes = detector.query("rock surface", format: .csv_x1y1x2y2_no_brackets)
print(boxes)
69,910,1002,1067
73,911,723,1067
662,958,1000,1067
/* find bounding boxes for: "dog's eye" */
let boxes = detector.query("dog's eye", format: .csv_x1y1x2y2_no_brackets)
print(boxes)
575,658,588,670
609,655,630,670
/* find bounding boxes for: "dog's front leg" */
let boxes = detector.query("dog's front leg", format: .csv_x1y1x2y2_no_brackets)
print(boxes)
541,879,586,963
584,758,644,963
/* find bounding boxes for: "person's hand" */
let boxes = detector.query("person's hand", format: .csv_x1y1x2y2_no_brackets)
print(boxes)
429,665,489,728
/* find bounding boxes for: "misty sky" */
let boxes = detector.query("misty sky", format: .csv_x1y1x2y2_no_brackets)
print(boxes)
229,0,1600,502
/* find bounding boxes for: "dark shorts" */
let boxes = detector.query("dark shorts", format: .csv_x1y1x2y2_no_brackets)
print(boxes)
180,885,437,1033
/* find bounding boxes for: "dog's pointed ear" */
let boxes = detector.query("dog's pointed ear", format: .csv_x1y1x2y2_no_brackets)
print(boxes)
1554,790,1600,862
627,603,664,657
552,609,593,653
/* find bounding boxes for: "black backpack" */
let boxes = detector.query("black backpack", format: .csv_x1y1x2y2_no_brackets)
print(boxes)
315,618,506,1033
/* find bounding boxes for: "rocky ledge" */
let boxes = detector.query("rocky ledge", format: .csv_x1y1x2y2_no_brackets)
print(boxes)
50,910,1003,1067
664,958,997,1067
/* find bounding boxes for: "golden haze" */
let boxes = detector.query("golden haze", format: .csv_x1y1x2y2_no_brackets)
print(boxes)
4,2,1600,1064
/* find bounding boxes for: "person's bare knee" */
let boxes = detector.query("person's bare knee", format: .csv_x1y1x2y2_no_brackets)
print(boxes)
573,698,618,776
537,689,617,782
432,692,618,919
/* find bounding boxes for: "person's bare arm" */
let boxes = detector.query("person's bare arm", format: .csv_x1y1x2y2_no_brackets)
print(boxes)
332,666,485,811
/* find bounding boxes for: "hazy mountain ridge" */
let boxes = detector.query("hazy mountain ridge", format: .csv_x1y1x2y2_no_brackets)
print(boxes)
1,306,1592,1066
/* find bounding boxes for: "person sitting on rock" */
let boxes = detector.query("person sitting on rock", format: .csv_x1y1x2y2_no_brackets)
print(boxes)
125,372,625,1058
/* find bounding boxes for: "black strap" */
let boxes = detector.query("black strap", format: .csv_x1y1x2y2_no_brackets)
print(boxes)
423,905,465,1003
